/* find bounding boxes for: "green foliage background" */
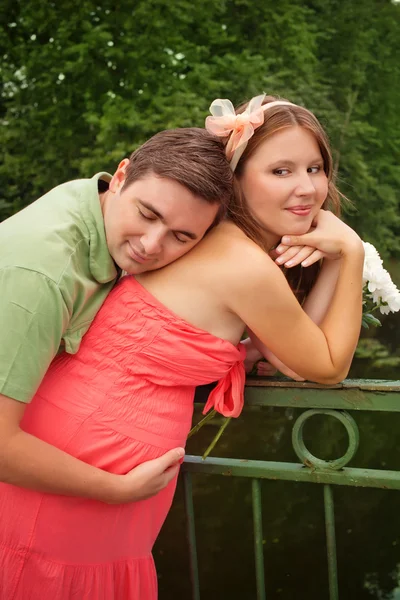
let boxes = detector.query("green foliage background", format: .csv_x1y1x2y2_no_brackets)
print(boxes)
1,0,399,256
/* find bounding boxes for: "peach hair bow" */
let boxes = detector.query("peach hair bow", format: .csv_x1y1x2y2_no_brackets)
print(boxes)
205,94,294,171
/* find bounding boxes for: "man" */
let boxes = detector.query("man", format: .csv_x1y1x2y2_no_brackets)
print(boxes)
0,127,232,500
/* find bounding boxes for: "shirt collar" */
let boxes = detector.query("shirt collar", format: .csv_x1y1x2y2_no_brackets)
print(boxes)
80,172,119,284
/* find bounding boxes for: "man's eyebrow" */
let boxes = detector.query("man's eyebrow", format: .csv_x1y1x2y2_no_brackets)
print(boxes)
139,200,198,240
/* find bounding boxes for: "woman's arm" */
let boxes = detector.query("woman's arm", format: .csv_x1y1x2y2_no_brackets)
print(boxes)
243,254,342,378
227,211,364,384
301,258,341,324
0,393,184,503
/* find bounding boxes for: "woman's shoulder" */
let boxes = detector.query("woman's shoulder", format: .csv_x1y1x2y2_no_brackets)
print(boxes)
202,222,275,269
148,221,279,296
180,222,280,297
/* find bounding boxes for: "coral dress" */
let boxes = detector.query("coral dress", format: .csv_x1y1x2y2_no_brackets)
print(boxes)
0,276,245,600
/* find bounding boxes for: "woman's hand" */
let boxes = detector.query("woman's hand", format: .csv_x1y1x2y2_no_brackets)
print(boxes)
255,361,278,377
272,243,324,268
254,349,305,382
272,210,362,268
278,210,362,260
241,337,263,373
244,332,305,381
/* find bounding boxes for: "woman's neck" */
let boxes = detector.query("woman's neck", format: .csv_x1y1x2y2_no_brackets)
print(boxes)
223,218,280,252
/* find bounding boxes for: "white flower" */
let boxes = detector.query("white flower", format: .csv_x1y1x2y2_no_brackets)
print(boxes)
379,280,400,314
362,241,400,315
362,242,383,284
368,267,391,294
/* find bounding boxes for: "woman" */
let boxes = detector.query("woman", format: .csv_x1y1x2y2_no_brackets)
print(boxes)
0,94,364,599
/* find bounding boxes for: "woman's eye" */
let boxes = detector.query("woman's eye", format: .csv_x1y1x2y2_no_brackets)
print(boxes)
308,165,322,174
273,168,290,176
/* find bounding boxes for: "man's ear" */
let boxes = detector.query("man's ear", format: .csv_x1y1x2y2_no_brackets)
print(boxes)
109,158,130,193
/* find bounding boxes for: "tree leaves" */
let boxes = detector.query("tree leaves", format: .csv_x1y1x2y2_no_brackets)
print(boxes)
1,0,399,259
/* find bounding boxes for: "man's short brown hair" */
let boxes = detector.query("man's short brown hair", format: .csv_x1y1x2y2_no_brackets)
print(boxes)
122,128,233,224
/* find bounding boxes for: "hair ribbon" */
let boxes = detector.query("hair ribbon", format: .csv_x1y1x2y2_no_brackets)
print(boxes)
205,94,294,171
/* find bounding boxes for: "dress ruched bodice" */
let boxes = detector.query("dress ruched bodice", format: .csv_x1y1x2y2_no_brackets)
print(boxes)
0,276,246,600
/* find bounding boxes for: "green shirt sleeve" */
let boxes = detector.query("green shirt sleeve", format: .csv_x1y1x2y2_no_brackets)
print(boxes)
0,267,70,403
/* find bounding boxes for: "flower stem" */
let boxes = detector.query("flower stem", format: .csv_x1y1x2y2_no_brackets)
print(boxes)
367,304,382,314
187,409,217,439
202,417,232,460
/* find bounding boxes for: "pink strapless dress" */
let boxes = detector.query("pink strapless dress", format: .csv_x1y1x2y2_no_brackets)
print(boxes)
0,276,245,599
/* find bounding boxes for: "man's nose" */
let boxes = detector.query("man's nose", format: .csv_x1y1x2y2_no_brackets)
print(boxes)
140,228,164,255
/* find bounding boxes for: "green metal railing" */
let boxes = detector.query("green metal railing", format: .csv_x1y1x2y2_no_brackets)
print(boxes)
181,378,400,600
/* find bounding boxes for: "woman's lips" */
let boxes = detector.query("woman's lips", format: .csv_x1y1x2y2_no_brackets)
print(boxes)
286,206,312,216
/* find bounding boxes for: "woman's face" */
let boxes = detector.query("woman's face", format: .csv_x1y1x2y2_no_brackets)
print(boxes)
239,125,329,246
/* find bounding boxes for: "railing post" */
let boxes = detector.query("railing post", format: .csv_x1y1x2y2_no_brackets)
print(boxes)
324,484,339,600
183,471,201,600
252,478,266,600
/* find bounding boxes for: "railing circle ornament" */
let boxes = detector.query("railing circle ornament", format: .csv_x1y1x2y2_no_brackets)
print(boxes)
292,409,359,470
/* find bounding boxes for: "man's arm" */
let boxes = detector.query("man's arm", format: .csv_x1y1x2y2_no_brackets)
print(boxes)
0,393,184,503
0,268,184,502
0,268,69,401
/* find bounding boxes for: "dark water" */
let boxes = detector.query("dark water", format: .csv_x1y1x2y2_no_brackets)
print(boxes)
155,313,400,600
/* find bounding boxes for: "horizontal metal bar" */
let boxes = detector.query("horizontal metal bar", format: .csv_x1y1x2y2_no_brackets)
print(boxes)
183,455,400,489
194,379,400,412
195,389,400,413
244,378,400,412
246,378,400,392
242,389,400,412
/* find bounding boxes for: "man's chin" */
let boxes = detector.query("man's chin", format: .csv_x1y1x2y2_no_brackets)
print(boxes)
114,258,144,276
123,260,161,276
123,264,148,276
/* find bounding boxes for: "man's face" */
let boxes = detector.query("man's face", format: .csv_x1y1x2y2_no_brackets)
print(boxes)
101,163,219,274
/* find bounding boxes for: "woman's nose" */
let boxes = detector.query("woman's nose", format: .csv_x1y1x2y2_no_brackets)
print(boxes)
296,172,316,196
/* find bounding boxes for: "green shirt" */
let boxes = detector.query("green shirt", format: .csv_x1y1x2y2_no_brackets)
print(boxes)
0,173,118,403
